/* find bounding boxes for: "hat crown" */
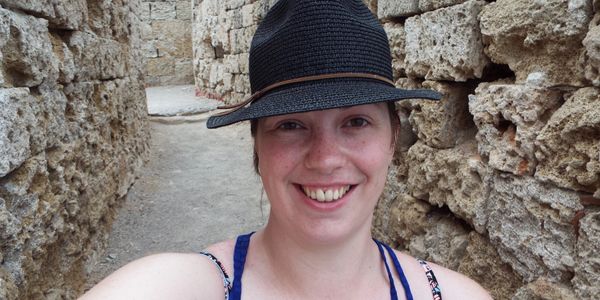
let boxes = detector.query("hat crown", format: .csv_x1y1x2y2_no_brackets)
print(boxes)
249,0,393,93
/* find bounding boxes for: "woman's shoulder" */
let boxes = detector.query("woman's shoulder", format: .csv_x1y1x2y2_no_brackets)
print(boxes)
81,240,236,300
392,249,492,300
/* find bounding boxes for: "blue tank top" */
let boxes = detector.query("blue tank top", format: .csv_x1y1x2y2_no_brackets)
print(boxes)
229,232,414,300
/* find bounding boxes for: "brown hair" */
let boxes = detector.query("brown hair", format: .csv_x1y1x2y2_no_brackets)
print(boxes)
250,101,400,174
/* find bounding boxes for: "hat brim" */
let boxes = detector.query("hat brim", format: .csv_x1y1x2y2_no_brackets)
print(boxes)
206,78,441,129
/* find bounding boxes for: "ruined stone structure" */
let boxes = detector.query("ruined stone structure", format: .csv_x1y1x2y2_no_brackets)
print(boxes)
0,1,150,299
193,0,600,299
141,1,194,86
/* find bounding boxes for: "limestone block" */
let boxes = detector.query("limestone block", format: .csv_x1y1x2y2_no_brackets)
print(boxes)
378,0,419,18
150,2,176,20
535,88,600,195
230,26,257,55
479,0,593,86
173,61,194,84
422,216,470,270
572,210,600,299
152,20,192,58
0,8,58,88
225,0,246,10
226,9,244,30
512,278,578,300
140,2,150,21
407,81,474,149
86,0,132,41
241,4,254,28
383,22,406,80
487,174,583,282
0,0,87,30
177,1,192,20
406,141,490,233
387,193,433,250
469,83,563,176
404,0,489,81
48,33,75,84
584,15,600,86
253,0,279,22
458,232,523,300
419,0,469,12
143,41,159,58
373,166,409,246
66,31,127,81
0,88,36,176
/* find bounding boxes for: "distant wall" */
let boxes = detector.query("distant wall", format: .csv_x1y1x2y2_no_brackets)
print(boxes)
0,0,150,299
192,0,600,299
141,0,194,86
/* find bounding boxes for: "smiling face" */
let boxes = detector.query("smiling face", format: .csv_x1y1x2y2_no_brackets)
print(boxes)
254,103,395,243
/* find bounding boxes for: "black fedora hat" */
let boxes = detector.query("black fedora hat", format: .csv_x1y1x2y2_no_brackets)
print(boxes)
206,0,441,129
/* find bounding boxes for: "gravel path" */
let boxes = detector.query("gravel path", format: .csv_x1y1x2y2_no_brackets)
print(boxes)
87,88,268,287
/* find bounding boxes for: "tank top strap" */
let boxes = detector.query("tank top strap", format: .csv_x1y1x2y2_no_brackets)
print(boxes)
380,241,414,300
374,239,399,300
230,232,254,300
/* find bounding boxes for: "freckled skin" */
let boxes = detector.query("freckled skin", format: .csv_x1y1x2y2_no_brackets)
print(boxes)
255,103,394,244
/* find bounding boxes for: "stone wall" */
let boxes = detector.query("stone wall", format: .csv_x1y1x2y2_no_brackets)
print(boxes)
192,0,600,299
142,0,194,86
0,1,150,299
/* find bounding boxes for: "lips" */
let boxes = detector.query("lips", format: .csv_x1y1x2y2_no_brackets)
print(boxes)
300,185,352,202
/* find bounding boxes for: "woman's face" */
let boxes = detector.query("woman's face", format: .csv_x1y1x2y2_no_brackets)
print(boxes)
255,103,395,243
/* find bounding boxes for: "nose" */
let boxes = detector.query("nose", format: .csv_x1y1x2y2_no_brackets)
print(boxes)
303,128,346,174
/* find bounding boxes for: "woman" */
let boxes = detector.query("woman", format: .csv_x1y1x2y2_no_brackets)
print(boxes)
82,0,492,299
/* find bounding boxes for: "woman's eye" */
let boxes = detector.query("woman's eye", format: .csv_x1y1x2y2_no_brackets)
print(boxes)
278,121,302,130
345,117,369,128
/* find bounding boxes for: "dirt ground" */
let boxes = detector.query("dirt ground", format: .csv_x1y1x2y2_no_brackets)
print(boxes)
86,107,268,287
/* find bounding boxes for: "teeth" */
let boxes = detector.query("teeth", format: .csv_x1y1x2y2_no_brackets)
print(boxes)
302,185,351,202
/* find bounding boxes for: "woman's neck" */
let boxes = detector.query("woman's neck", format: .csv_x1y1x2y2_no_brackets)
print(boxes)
251,218,384,298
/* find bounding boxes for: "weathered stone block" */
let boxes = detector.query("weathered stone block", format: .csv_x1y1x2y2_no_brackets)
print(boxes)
406,81,474,149
406,141,490,232
469,83,563,176
66,31,127,81
383,22,406,80
419,0,469,12
458,232,523,300
177,1,192,20
572,210,600,299
535,87,600,195
487,174,583,282
140,2,150,21
479,0,593,86
378,0,419,18
49,33,76,84
150,2,176,20
422,216,470,270
229,26,256,55
241,4,254,28
404,0,489,81
513,278,578,300
584,14,600,86
152,20,192,58
0,0,87,30
0,88,36,176
0,8,58,88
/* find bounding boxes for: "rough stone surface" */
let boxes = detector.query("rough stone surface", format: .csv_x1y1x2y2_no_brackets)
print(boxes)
584,14,600,86
572,210,600,299
406,141,490,233
512,278,578,300
143,0,193,86
0,1,149,299
0,0,87,30
404,81,475,149
404,0,490,81
480,0,593,86
487,174,583,282
457,232,523,300
469,83,563,176
535,87,600,195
